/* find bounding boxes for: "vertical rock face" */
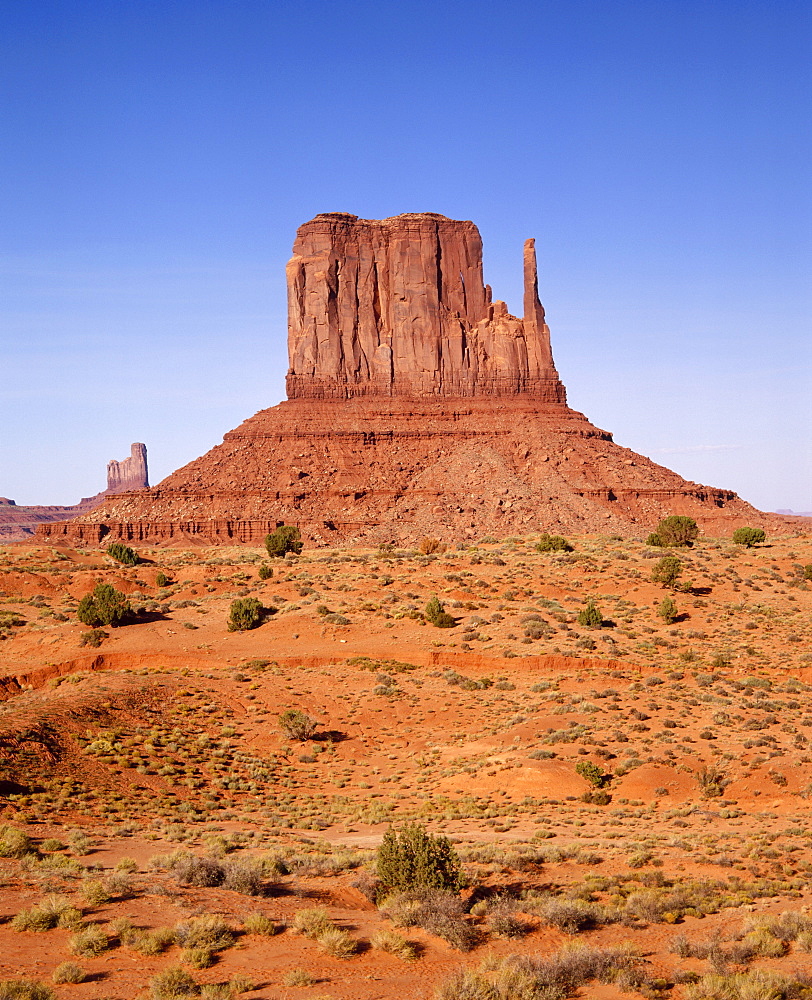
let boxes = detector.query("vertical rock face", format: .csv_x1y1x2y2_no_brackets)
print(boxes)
286,213,567,402
106,443,149,494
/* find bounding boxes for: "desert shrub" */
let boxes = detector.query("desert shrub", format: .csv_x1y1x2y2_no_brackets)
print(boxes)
744,910,812,942
536,534,573,552
156,571,171,587
420,537,446,554
79,628,108,647
222,857,265,895
487,898,529,940
0,826,32,858
227,597,262,632
0,982,55,1000
575,760,607,787
424,595,456,628
242,913,279,936
577,601,603,627
658,597,679,623
150,966,200,1000
652,556,682,588
292,906,334,938
79,877,111,906
127,928,175,955
51,963,85,985
76,583,131,627
371,929,418,960
182,947,215,969
581,788,612,805
12,896,80,933
258,563,273,580
174,915,234,952
804,565,812,581
107,542,139,565
265,525,302,558
697,765,729,798
282,969,314,987
733,527,766,548
172,853,225,887
382,889,476,951
278,708,319,741
535,897,614,934
433,970,497,1000
69,923,109,956
435,944,641,999
647,515,699,547
317,927,357,958
684,970,805,1000
377,823,462,893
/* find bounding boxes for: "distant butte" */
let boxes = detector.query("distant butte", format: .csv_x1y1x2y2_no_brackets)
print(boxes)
3,444,149,542
38,214,781,547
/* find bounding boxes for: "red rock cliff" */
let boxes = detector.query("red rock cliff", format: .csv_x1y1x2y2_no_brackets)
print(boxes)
286,213,566,402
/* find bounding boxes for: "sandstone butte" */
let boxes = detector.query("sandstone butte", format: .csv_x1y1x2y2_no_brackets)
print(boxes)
36,213,788,548
2,443,148,542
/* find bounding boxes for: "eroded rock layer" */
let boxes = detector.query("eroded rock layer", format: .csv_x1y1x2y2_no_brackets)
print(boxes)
37,215,774,547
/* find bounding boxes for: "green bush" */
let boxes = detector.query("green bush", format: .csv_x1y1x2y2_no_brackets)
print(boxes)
658,597,679,623
258,563,273,580
106,542,139,565
575,761,607,787
646,515,698,548
577,601,603,628
76,583,131,627
377,823,462,894
535,533,573,552
264,525,302,558
424,596,455,628
227,598,262,632
732,526,766,548
156,571,171,587
278,709,318,742
804,565,812,581
651,556,682,589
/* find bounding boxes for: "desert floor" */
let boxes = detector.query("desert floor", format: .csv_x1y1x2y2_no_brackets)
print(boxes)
2,529,812,1000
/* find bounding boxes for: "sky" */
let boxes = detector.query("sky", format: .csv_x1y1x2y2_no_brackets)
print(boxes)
1,0,810,513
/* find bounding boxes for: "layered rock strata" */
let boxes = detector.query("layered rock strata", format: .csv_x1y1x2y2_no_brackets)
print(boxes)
38,215,775,547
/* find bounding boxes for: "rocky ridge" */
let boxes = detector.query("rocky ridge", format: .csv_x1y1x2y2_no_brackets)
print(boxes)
37,216,779,547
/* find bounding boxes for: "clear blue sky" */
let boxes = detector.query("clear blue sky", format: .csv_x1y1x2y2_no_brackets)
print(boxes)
1,0,810,512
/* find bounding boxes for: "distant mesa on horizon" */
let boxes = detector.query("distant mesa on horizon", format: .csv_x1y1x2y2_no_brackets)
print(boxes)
776,509,812,518
1,443,149,542
35,212,802,548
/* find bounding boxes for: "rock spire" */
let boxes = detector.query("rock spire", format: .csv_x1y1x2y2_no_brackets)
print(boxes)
106,443,149,494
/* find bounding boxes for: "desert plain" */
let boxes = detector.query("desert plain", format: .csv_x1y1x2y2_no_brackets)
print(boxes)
2,528,812,1000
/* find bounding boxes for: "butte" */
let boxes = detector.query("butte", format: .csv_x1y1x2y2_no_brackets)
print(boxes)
39,212,772,548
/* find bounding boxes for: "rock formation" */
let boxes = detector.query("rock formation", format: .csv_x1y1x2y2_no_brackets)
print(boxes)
107,443,149,494
286,213,565,402
3,444,148,542
37,215,780,547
